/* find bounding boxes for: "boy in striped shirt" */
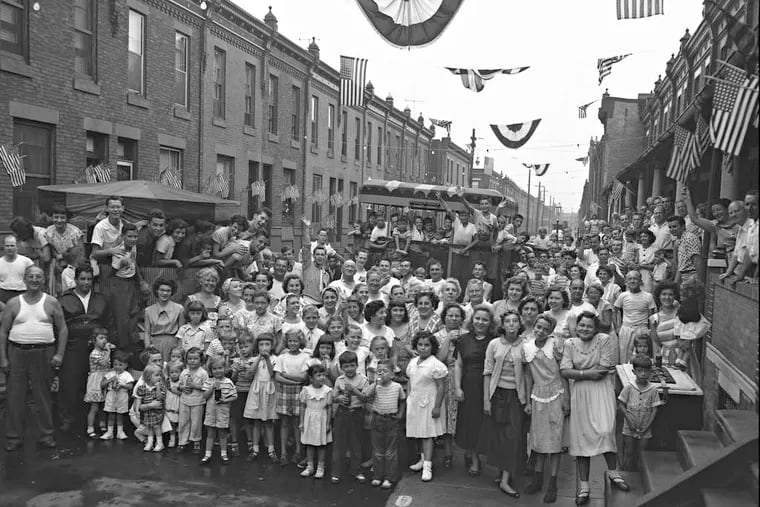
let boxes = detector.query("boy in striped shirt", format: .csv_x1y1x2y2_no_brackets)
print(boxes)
368,359,406,489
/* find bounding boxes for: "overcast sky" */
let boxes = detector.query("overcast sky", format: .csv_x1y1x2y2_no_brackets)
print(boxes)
233,0,704,212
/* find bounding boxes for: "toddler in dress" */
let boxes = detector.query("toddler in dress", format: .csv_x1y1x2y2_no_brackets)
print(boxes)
134,364,165,452
274,329,310,466
200,357,238,465
100,350,135,440
84,328,114,438
164,360,183,447
298,363,333,479
243,333,279,462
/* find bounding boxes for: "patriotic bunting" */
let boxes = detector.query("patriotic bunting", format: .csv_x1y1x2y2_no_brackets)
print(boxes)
340,55,368,108
161,167,182,190
616,0,664,20
216,173,230,199
490,119,542,149
250,180,266,198
92,163,111,183
578,100,596,119
429,118,452,133
0,143,26,187
598,54,631,84
610,180,624,202
354,0,464,48
666,125,697,184
710,64,759,157
282,184,300,202
522,163,550,177
445,67,529,93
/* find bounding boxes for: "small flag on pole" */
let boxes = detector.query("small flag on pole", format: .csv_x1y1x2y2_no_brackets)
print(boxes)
0,143,26,187
710,64,759,157
666,125,696,183
84,166,97,184
578,100,596,118
598,54,631,84
93,163,111,183
217,174,229,198
445,67,530,93
340,55,368,107
617,0,664,19
610,180,624,201
162,168,182,189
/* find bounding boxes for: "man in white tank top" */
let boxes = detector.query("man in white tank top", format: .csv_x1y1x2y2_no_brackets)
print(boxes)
0,265,68,451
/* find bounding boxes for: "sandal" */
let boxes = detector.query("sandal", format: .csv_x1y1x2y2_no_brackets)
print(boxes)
575,488,590,505
87,430,99,439
608,473,630,492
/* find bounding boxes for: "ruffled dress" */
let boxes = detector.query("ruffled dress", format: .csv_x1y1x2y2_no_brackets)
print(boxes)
405,355,448,438
522,335,566,454
299,384,333,446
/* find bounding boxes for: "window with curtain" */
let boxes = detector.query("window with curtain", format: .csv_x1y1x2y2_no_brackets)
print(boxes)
174,32,189,107
127,10,145,94
73,0,96,78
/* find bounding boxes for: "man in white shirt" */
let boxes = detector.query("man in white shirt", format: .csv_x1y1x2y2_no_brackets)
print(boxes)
90,196,125,266
353,249,369,283
329,260,358,302
425,261,445,298
649,205,673,251
721,199,754,283
585,246,623,287
377,258,401,296
269,256,289,302
310,228,338,260
0,235,34,303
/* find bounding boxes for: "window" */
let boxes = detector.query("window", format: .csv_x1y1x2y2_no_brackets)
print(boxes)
244,64,255,127
291,86,300,141
174,33,189,107
247,161,272,216
336,178,344,242
216,155,234,198
213,48,226,119
312,174,323,221
310,95,319,145
366,122,372,163
159,146,183,185
1,0,26,56
327,104,335,151
13,121,54,219
693,66,702,94
282,168,296,224
341,111,348,156
377,126,382,164
395,134,400,168
354,118,361,160
86,131,108,167
127,10,145,94
268,74,278,134
349,181,358,224
116,138,137,180
73,0,96,77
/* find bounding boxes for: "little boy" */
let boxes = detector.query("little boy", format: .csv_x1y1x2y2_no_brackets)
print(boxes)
368,359,406,489
330,350,370,484
652,249,671,289
302,305,325,354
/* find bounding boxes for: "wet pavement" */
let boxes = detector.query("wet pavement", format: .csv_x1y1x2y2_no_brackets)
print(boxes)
0,431,391,507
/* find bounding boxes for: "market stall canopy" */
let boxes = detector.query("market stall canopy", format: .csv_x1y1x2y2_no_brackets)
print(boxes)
359,179,513,213
37,180,240,223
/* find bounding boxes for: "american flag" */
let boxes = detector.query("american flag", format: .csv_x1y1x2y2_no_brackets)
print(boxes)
610,180,624,202
722,154,734,174
445,67,530,93
340,55,368,107
598,54,631,84
710,64,759,157
0,143,26,187
84,166,97,184
616,0,664,19
578,101,596,119
162,168,182,189
93,163,111,183
429,118,452,132
695,115,711,158
216,173,229,198
666,125,696,183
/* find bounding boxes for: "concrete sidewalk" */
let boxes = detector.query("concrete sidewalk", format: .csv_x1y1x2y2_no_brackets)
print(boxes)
386,452,609,507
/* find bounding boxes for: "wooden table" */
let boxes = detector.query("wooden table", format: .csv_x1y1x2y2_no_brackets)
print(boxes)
616,364,704,450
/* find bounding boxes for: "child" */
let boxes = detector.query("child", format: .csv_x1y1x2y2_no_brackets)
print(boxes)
201,357,238,464
134,364,165,452
176,301,210,352
392,217,411,258
206,325,237,374
167,347,185,372
614,271,657,364
652,249,671,289
618,355,665,471
336,324,371,378
178,347,209,454
130,346,164,443
367,336,392,383
631,331,652,359
413,266,427,282
324,315,345,346
299,363,334,479
230,332,255,456
84,328,114,438
330,350,371,484
165,360,183,448
244,333,279,462
274,329,310,466
368,359,406,489
470,262,493,303
522,315,568,502
673,299,711,378
302,305,325,355
100,350,135,440
621,230,641,266
307,336,339,386
278,294,309,354
204,316,233,358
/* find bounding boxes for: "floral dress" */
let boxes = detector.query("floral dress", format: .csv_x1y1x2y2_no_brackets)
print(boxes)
233,308,282,338
522,335,566,454
84,348,111,403
299,384,333,446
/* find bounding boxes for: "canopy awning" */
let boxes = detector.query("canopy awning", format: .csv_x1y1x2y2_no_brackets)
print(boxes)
359,179,514,212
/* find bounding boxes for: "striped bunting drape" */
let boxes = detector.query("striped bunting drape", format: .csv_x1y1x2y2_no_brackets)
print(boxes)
490,119,542,149
445,67,529,93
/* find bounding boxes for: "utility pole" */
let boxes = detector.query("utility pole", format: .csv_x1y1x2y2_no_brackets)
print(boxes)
535,181,542,233
469,128,476,187
525,170,531,234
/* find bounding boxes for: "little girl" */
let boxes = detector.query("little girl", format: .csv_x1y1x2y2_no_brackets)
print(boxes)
278,294,309,354
324,316,345,348
274,329,310,466
100,350,135,440
631,332,652,360
230,332,256,456
130,347,164,443
618,355,665,471
134,364,165,452
178,347,209,454
206,325,237,373
165,361,183,447
337,324,371,377
244,333,279,462
177,301,210,352
298,363,333,479
201,357,238,464
673,299,711,380
84,328,114,438
166,347,185,374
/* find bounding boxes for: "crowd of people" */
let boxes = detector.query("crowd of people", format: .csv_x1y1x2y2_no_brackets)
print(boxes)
0,187,756,505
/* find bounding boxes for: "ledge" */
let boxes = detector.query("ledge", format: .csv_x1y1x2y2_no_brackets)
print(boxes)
126,93,150,109
212,117,227,128
310,144,319,154
73,76,100,96
173,105,191,121
290,139,300,149
268,133,279,143
243,125,257,137
0,54,35,78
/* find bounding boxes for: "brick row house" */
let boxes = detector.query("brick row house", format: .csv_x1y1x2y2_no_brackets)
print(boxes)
0,0,467,248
